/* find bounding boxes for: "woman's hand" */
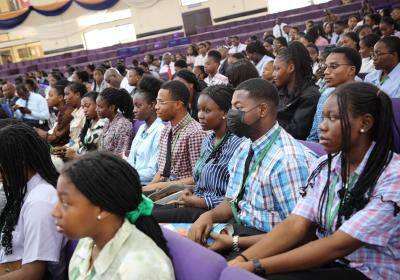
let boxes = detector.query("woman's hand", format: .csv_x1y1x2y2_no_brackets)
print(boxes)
64,148,77,160
207,232,233,252
229,260,254,273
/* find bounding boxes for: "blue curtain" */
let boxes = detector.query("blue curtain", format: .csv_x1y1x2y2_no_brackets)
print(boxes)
74,0,119,11
0,0,120,30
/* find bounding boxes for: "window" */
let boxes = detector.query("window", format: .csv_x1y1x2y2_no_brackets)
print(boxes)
180,0,208,6
83,24,136,50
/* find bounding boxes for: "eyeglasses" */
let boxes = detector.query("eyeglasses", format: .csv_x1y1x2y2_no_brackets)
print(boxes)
371,52,393,58
156,99,181,106
324,63,353,71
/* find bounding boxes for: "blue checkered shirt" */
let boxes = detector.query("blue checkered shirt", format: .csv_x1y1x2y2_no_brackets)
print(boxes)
225,123,317,232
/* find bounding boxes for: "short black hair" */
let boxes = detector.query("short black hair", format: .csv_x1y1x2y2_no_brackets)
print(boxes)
330,47,362,74
137,74,164,103
343,32,360,49
378,36,400,59
160,80,190,107
246,40,268,55
236,78,279,112
74,71,90,83
173,69,204,93
227,59,259,88
307,43,319,54
380,16,395,26
174,59,188,69
334,20,346,27
360,33,380,48
130,67,145,77
207,50,222,64
200,85,234,112
275,36,288,47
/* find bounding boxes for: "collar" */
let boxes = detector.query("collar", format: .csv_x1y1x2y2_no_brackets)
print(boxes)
387,62,400,80
171,113,191,134
26,173,44,194
109,112,123,125
72,107,83,117
93,219,133,275
332,142,375,177
251,122,280,154
143,118,163,135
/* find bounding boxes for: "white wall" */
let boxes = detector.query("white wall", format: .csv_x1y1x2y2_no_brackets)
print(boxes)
1,0,269,54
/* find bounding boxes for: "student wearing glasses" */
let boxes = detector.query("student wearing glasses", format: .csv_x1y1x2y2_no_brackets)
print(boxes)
144,80,207,193
364,36,400,97
307,47,362,142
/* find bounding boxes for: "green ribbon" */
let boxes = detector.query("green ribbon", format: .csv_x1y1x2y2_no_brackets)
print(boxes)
125,194,154,224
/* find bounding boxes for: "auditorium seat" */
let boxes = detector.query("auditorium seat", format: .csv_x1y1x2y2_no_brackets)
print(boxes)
299,140,326,157
391,98,400,153
162,228,227,280
219,267,264,280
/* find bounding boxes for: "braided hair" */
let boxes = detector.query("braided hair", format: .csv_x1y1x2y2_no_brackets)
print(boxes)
0,120,58,254
199,85,234,163
99,88,134,120
301,82,397,233
61,152,169,256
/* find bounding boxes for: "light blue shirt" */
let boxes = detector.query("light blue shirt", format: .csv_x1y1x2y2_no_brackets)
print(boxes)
15,92,50,122
255,55,274,76
364,63,400,98
127,118,164,185
307,87,335,142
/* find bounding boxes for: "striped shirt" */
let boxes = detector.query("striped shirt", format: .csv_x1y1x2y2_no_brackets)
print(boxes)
158,114,207,181
307,87,335,142
293,144,400,280
225,123,317,232
193,133,244,209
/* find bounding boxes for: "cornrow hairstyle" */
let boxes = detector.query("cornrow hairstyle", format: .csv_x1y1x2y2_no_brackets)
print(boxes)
61,152,169,256
0,120,58,254
302,82,397,234
99,88,134,120
80,91,99,150
277,41,314,90
66,82,87,98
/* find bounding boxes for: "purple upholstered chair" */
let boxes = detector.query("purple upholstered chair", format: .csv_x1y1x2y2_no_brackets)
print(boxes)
162,228,227,280
298,140,326,157
219,267,264,280
391,98,400,153
66,240,79,265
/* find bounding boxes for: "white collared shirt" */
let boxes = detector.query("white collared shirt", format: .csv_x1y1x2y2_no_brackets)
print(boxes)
228,43,247,54
14,92,49,121
364,63,400,98
204,73,229,86
255,55,274,76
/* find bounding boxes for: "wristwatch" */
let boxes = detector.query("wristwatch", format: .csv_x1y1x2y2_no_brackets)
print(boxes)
252,259,266,276
232,235,240,252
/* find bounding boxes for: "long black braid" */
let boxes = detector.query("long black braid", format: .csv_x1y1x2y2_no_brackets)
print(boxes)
79,91,99,151
62,152,170,256
301,82,396,233
0,120,58,254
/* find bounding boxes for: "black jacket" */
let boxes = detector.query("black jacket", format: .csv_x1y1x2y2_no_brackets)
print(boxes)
277,83,320,140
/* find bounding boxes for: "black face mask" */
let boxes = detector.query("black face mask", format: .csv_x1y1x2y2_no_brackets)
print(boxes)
227,106,259,138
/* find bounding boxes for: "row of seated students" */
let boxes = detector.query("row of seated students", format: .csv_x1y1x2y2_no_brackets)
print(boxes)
0,36,399,280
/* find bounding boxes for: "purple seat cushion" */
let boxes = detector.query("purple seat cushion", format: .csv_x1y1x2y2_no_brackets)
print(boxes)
162,228,227,280
299,140,326,157
219,267,264,280
391,98,400,153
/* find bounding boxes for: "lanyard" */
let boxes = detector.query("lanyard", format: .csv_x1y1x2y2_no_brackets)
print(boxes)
171,116,191,152
319,86,327,94
379,75,389,86
230,127,281,224
194,133,228,179
325,174,358,233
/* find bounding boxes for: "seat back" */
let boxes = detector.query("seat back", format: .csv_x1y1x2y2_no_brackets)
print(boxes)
392,98,400,153
298,140,326,157
219,267,264,280
162,228,227,280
